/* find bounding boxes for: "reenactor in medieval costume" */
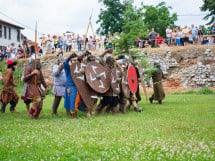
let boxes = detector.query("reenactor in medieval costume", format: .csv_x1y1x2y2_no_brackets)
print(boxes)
117,55,142,113
149,62,165,104
23,55,49,119
126,56,142,112
51,55,66,116
0,60,19,113
95,49,119,114
63,52,86,118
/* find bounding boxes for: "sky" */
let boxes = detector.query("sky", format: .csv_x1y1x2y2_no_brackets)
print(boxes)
0,0,208,40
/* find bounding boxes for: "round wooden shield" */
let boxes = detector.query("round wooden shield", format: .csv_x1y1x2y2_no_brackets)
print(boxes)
128,65,138,94
70,61,98,109
121,70,130,99
85,61,111,93
111,67,122,95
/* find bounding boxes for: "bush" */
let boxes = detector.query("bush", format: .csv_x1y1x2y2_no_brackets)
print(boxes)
198,87,214,94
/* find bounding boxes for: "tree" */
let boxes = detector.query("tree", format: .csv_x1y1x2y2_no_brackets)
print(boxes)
96,0,127,36
115,1,147,53
142,2,177,37
200,0,215,25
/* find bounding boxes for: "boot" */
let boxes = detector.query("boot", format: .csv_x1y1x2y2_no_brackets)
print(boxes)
105,105,111,113
70,110,77,119
149,97,153,104
134,107,142,112
66,108,70,116
52,96,61,115
126,102,131,110
111,107,117,115
1,103,6,113
10,102,17,113
96,103,105,114
34,108,42,119
29,108,35,118
26,104,30,112
119,103,126,114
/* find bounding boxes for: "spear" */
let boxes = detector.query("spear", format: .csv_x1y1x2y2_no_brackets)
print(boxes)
32,21,38,116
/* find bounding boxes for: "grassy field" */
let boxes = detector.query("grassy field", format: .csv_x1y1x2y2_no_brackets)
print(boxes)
0,90,215,161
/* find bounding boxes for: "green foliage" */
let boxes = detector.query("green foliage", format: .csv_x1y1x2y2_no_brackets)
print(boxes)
174,87,214,95
198,87,214,94
115,2,147,53
200,0,215,25
0,93,215,160
97,0,127,35
142,2,177,37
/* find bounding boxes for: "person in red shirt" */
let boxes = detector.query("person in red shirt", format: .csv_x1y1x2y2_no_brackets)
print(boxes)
155,33,163,47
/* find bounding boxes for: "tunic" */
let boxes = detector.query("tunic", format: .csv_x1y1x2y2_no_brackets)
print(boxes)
52,64,66,96
0,68,19,103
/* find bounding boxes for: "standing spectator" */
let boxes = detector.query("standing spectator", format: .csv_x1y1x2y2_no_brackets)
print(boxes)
53,35,58,53
171,28,177,46
46,34,53,54
22,36,30,57
198,25,204,44
149,62,165,104
77,34,82,52
190,24,198,44
83,34,88,52
51,56,66,116
166,26,172,46
5,45,11,59
66,35,72,52
62,33,67,52
0,60,19,113
41,36,47,54
182,25,190,45
148,28,157,48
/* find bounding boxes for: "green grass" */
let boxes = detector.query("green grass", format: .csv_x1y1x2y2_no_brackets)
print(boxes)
0,90,215,160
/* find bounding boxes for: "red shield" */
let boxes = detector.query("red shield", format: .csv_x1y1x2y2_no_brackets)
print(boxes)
128,65,138,94
85,61,111,94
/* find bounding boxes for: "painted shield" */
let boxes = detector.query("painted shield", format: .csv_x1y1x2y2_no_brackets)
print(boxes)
121,70,131,99
85,61,111,93
70,61,97,109
111,67,122,95
127,65,138,94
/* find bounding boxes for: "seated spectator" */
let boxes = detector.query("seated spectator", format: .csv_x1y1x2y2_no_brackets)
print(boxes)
201,37,209,45
155,33,163,47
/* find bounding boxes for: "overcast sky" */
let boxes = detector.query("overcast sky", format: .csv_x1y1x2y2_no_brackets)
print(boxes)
0,0,208,40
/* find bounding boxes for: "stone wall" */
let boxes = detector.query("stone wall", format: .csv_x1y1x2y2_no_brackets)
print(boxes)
143,45,215,88
31,45,215,89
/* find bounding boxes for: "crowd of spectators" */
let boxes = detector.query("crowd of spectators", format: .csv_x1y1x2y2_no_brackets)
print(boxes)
0,23,215,61
135,23,215,48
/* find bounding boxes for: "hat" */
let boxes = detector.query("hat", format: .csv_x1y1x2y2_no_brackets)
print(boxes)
7,59,17,66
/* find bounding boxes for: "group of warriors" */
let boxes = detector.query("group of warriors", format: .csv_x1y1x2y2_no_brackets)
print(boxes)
0,46,166,119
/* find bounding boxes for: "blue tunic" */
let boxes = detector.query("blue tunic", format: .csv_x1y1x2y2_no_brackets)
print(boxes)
63,61,77,111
